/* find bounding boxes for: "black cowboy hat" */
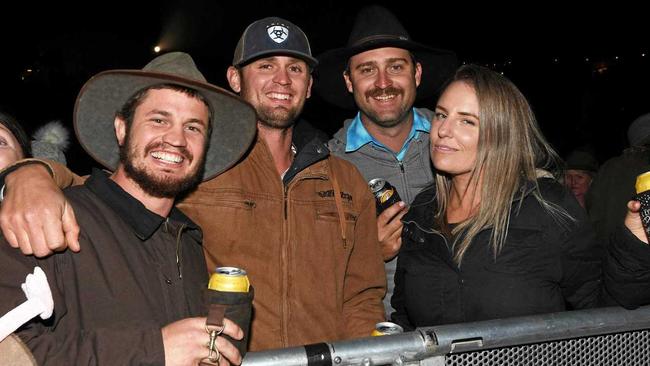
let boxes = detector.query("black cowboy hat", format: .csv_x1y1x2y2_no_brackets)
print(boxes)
315,5,457,110
74,52,257,181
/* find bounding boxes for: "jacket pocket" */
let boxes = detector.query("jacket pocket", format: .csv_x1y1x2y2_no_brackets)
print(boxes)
314,206,359,252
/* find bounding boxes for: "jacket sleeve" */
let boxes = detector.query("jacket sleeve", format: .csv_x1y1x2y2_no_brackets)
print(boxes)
0,239,165,365
559,194,604,310
342,192,387,338
390,253,414,331
0,158,85,189
603,224,650,309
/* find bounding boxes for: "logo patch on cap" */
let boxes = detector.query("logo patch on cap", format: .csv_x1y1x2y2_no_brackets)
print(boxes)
267,23,289,44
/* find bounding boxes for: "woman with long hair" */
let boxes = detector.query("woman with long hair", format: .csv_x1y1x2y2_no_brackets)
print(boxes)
391,65,602,329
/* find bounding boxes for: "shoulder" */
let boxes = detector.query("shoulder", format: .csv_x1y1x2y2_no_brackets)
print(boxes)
328,121,352,154
403,182,437,223
414,107,434,121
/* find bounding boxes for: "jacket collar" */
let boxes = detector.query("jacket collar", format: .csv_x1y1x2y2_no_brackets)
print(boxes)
343,108,429,153
283,135,330,185
85,168,199,240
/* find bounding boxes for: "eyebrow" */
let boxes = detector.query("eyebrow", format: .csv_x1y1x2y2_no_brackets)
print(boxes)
436,105,479,120
146,109,171,117
354,57,409,70
147,110,208,126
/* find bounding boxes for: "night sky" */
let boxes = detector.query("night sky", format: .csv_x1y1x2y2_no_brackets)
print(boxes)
1,1,648,174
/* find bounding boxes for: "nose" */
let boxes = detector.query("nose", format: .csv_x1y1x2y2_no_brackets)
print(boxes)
272,67,291,86
436,118,452,138
375,69,392,89
162,123,187,147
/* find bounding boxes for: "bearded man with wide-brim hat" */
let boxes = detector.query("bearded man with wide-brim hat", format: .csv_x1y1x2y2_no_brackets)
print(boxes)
316,5,457,319
0,51,257,365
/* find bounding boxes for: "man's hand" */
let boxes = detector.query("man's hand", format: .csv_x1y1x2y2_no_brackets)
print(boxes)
0,164,80,256
162,317,243,366
378,201,408,261
625,200,648,244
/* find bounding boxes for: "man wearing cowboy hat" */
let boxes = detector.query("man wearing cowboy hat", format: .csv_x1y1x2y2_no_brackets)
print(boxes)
316,5,456,317
0,17,386,351
0,52,256,365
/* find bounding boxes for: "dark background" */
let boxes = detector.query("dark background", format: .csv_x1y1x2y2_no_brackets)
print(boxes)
1,1,648,174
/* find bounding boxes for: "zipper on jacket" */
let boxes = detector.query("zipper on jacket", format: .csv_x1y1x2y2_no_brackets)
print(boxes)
283,185,288,219
399,161,404,173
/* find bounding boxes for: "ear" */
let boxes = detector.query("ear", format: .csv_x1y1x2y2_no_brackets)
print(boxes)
343,71,354,94
306,75,313,99
414,62,423,88
115,116,127,146
227,66,242,93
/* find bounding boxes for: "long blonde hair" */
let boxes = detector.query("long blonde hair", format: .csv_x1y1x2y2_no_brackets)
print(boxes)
435,65,568,265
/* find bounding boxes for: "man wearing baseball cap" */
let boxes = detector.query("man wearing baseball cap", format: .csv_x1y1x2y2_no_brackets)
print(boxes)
0,52,256,364
0,17,385,351
179,16,386,350
316,5,457,318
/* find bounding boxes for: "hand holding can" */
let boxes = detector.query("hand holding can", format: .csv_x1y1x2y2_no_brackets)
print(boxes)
204,267,254,356
635,172,650,241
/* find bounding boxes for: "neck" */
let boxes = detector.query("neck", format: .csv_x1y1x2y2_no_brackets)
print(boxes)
360,110,414,153
447,173,482,223
110,167,174,217
257,121,294,176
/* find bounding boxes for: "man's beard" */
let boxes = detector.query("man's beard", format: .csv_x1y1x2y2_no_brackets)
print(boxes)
359,86,412,128
119,132,205,198
256,104,300,129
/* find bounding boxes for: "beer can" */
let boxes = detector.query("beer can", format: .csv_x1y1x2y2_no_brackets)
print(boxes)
368,178,402,215
371,321,404,336
208,267,250,292
635,171,650,240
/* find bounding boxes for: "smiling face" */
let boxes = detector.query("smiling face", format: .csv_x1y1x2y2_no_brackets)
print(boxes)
227,56,312,129
344,47,421,128
115,87,210,198
430,81,480,181
0,123,24,169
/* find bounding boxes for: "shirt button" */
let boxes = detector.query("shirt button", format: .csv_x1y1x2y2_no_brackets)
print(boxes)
165,279,172,285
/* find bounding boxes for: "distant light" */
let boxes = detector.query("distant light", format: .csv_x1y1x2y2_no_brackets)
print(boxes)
26,69,32,73
154,46,161,53
643,53,646,57
615,56,619,60
585,57,590,62
554,58,559,63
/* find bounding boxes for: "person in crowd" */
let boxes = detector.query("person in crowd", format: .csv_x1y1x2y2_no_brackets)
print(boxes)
587,113,650,245
31,120,70,165
391,65,602,329
0,109,32,169
564,149,598,208
317,5,456,316
0,17,385,350
0,52,254,365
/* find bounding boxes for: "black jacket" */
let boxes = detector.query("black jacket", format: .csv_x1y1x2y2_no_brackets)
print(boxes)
0,170,207,364
587,148,650,245
603,224,650,309
391,178,602,330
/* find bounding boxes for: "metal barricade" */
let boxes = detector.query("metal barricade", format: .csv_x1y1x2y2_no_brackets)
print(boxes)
242,305,650,365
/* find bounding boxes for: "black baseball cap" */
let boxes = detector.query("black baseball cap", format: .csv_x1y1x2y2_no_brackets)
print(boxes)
233,17,318,69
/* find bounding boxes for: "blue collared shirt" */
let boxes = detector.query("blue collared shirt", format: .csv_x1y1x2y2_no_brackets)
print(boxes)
345,108,430,162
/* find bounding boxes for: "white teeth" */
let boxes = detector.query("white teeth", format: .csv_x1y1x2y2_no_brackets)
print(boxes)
374,94,396,101
151,151,183,163
268,92,290,100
